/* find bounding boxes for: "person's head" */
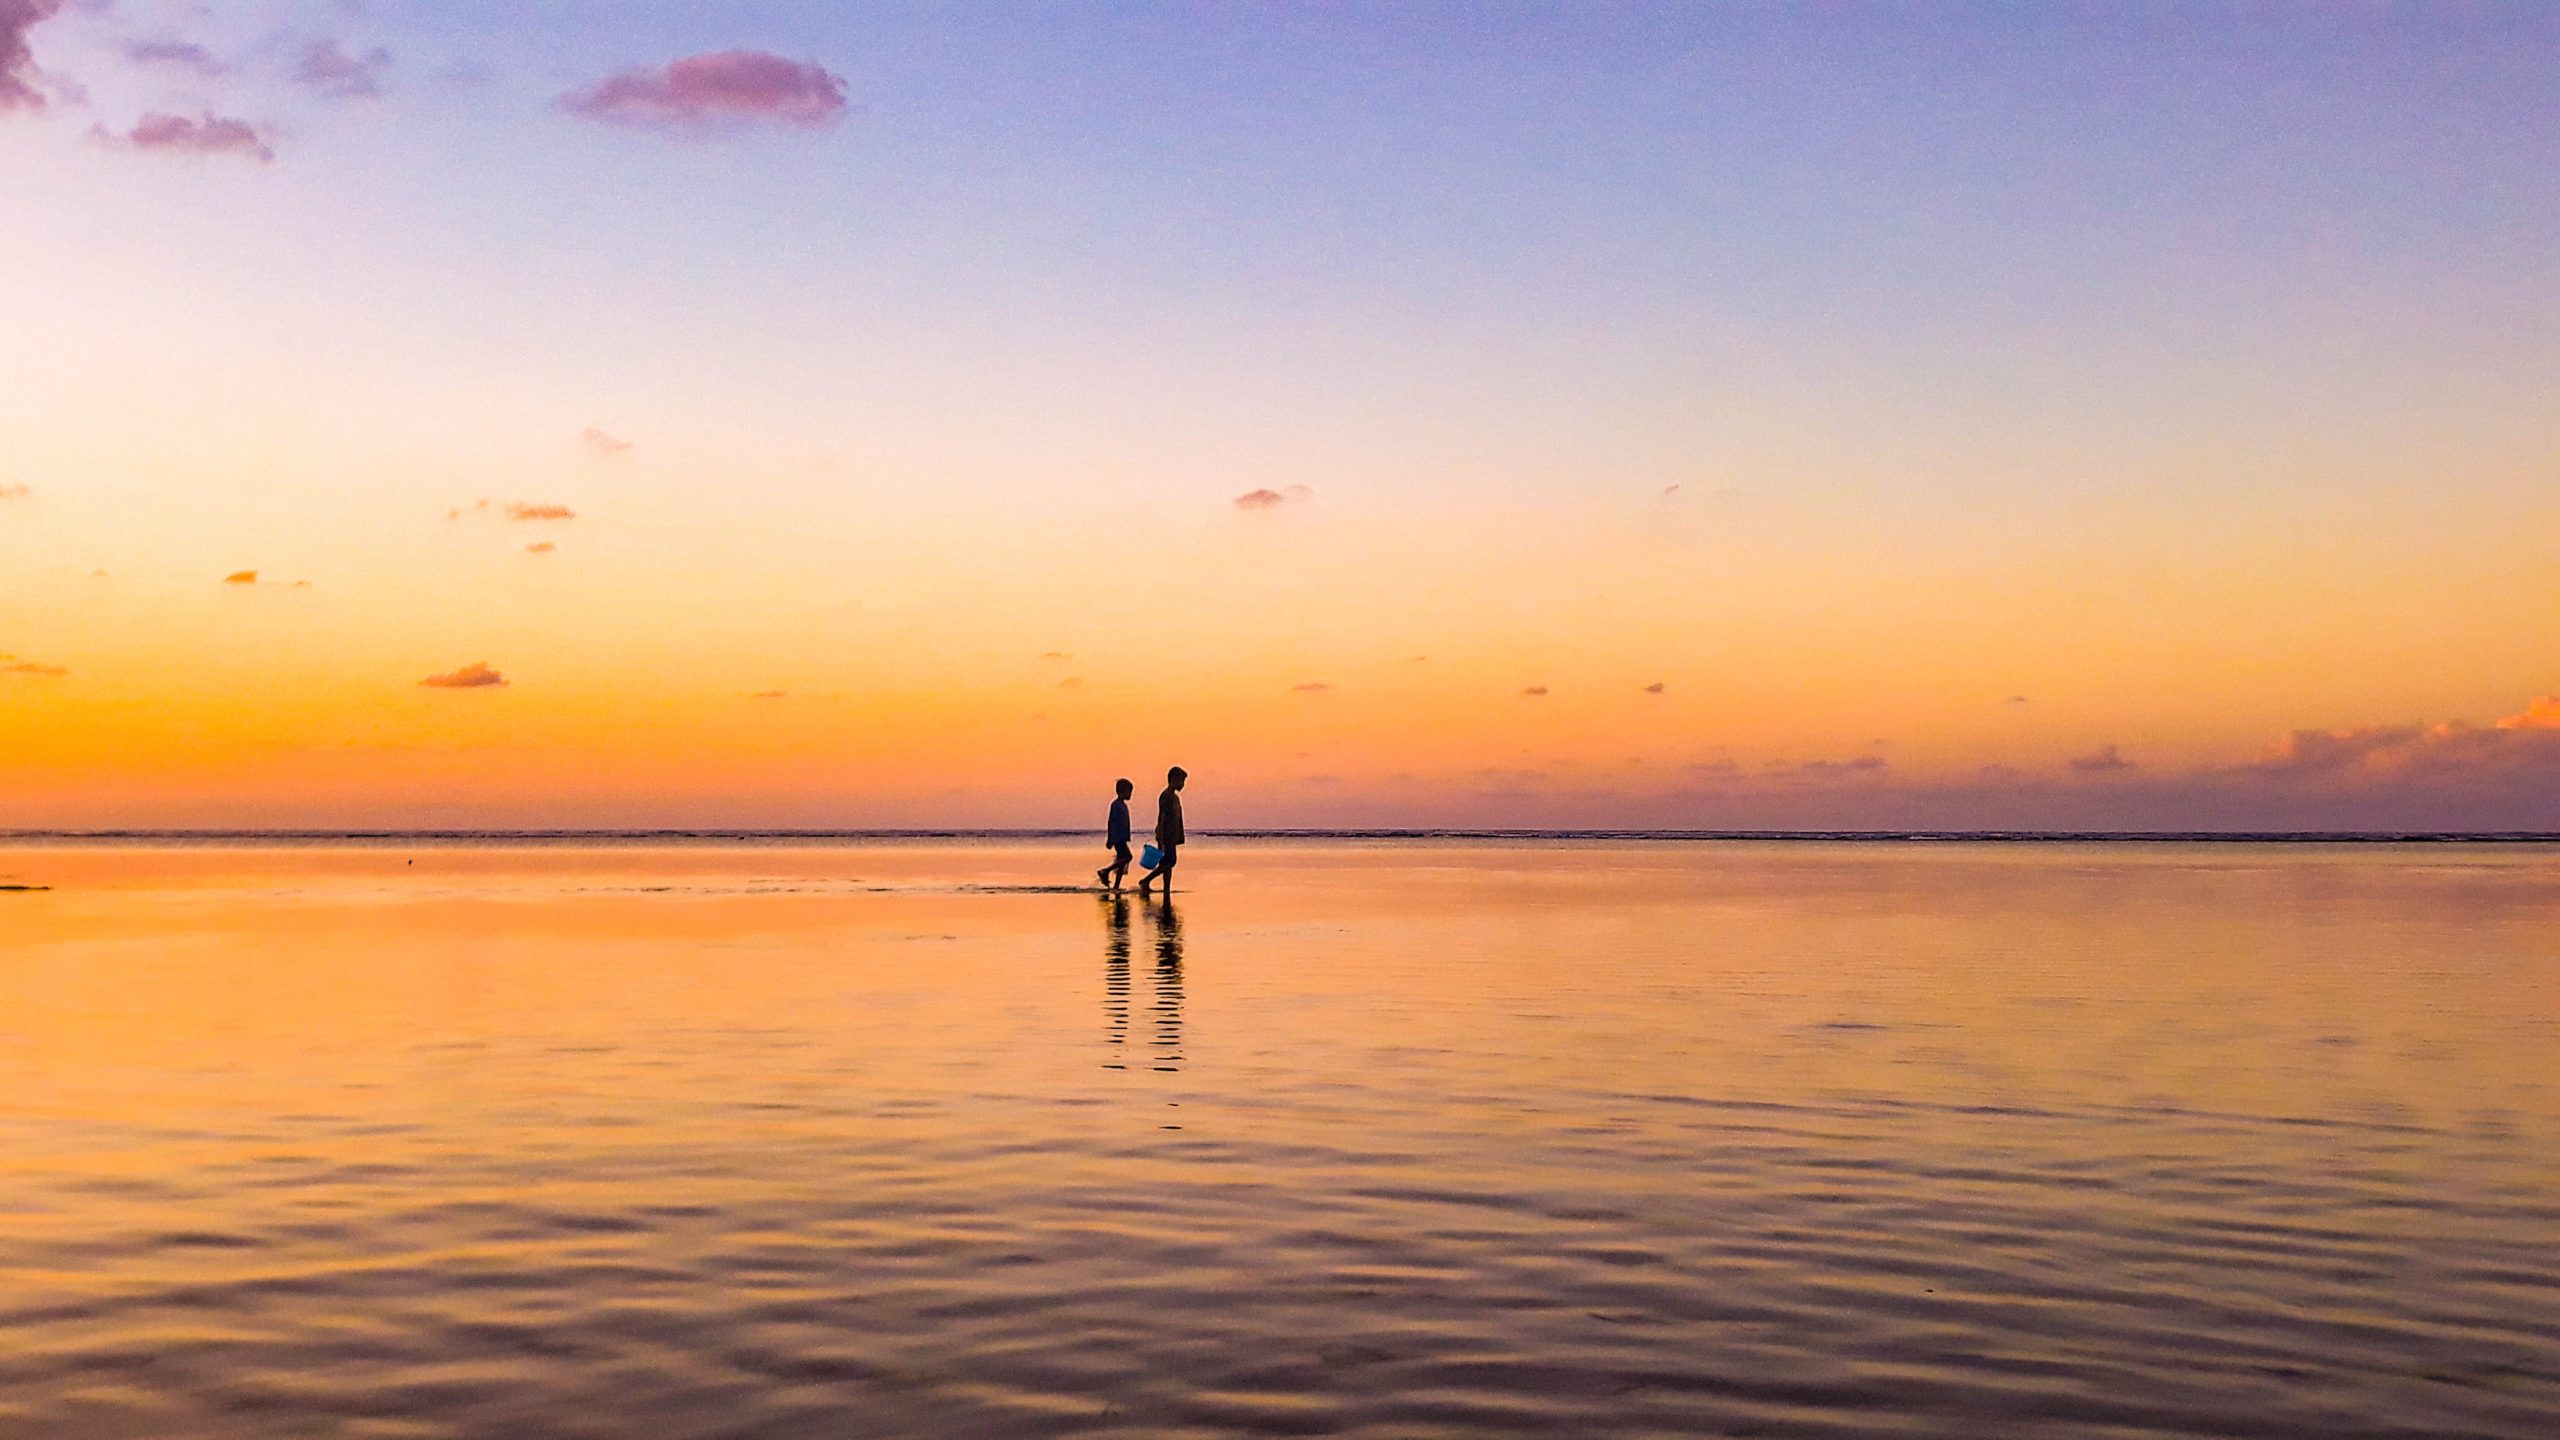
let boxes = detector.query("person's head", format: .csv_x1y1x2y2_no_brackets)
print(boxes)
1115,777,1133,798
1167,766,1188,790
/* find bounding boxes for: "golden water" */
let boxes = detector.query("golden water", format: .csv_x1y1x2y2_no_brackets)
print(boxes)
1,840,2554,1437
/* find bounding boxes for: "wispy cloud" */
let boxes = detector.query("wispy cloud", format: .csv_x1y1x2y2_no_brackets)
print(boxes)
295,38,389,98
563,50,848,130
1292,682,1333,693
1797,755,1889,778
1643,682,1666,694
505,503,574,521
1038,651,1072,662
1234,484,1314,512
0,0,61,114
524,541,556,555
1521,685,1549,697
581,427,632,457
0,653,66,677
419,662,506,689
0,481,28,500
746,689,787,700
2068,744,2133,773
122,38,224,77
222,570,258,585
98,113,275,162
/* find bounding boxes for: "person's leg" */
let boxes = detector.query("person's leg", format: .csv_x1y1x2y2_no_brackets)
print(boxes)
1157,848,1177,895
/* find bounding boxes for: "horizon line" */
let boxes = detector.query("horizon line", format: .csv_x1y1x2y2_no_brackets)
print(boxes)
3,828,2556,845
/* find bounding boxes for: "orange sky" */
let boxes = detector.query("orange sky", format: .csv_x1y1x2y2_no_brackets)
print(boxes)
3,5,2556,828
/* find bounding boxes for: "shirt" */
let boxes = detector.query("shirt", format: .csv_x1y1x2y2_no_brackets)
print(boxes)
1155,788,1185,847
1107,797,1132,847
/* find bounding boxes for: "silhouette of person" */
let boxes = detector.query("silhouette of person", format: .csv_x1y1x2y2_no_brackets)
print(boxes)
1135,766,1187,896
1096,777,1135,891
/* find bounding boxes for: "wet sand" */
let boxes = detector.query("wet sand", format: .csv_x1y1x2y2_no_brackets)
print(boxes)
1,839,2555,1437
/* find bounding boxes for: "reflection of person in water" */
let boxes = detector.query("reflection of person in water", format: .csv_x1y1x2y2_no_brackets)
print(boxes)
1101,894,1131,1064
1147,894,1183,1071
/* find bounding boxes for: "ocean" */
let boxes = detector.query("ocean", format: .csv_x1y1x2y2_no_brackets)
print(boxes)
1,837,2554,1437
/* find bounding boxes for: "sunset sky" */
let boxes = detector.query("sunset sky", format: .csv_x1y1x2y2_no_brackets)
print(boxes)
3,2,2555,829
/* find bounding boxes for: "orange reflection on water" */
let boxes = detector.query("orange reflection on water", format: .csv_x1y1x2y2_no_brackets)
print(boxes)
1,840,2555,1437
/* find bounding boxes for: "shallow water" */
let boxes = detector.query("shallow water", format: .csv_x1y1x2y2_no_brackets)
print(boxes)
0,840,2554,1438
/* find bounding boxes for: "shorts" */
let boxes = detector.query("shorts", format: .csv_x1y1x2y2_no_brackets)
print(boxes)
1109,842,1132,864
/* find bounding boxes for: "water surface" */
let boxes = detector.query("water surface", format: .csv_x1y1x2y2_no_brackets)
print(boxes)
1,840,2554,1438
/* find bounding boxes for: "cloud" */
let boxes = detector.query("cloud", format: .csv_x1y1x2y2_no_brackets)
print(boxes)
419,662,505,689
1057,676,1083,689
222,570,257,585
0,481,27,499
295,38,389,98
123,38,224,76
505,502,574,521
581,427,633,457
0,653,66,677
2004,694,2031,706
1,0,60,114
1292,682,1333,693
1521,685,1549,697
1798,755,1889,778
746,689,787,700
100,112,275,162
1234,484,1313,512
524,541,556,555
1644,682,1666,694
2068,744,2134,773
563,50,847,130
1038,651,1072,662
2496,696,2560,731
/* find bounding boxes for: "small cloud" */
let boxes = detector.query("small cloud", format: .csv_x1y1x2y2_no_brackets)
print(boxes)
1292,682,1333,693
295,38,390,98
1660,484,1680,496
222,570,258,585
1643,682,1666,694
1521,685,1549,697
581,426,633,457
2068,744,2134,774
524,541,556,555
563,49,848,130
1410,655,1428,663
1057,676,1084,689
1798,755,1889,777
2004,694,2031,707
1,0,61,114
1234,484,1313,512
0,481,27,500
0,653,67,678
419,662,505,689
122,38,225,77
746,689,787,700
2496,696,2560,731
505,502,574,521
1038,651,1071,661
98,112,275,163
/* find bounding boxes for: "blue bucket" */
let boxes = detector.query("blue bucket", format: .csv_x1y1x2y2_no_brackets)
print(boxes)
1139,844,1163,869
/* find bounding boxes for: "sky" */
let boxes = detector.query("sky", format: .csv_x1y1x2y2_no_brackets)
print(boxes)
2,1,2555,830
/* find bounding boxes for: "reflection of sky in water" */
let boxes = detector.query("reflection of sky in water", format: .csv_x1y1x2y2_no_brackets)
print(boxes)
0,840,2554,1436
